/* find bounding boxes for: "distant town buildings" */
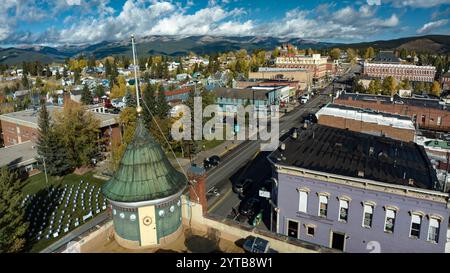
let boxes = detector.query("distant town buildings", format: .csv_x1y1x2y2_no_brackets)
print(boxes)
269,124,449,253
274,54,336,82
249,67,313,90
363,51,436,83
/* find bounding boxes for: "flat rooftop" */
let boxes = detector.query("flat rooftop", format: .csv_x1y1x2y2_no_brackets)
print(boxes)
257,67,308,72
214,87,273,101
0,105,118,128
337,93,449,112
269,124,439,190
0,141,37,169
316,103,415,130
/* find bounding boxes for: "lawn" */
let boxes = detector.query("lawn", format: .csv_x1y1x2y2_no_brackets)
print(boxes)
21,172,108,253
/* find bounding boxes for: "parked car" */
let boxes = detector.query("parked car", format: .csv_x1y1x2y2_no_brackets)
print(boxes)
239,198,261,217
302,113,317,124
243,236,278,253
234,179,253,197
209,155,221,165
203,155,220,170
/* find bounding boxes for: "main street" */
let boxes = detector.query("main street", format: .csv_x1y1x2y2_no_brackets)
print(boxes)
205,64,359,227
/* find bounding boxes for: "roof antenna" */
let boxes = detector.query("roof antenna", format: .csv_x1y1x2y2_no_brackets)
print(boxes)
131,34,142,114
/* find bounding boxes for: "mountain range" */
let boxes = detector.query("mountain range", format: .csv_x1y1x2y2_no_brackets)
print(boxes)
0,35,448,65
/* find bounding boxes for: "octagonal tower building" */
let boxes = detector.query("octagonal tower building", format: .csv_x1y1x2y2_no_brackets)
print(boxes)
102,117,187,248
101,35,187,249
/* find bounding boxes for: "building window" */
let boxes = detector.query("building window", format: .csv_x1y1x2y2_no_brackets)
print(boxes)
363,204,373,228
298,191,308,213
410,214,421,239
384,209,396,233
428,218,440,243
306,226,315,237
318,195,328,218
339,200,349,222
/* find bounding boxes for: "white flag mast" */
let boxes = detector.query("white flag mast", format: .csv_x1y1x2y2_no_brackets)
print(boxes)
131,34,142,113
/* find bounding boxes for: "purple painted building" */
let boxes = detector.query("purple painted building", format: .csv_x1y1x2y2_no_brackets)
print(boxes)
269,124,450,253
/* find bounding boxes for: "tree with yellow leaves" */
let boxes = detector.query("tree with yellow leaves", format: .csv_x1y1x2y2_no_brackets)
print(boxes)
430,81,442,97
110,75,127,99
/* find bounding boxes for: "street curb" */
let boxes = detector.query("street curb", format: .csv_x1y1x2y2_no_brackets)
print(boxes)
218,143,240,157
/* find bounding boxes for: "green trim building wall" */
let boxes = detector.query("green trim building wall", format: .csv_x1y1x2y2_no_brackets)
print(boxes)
102,117,187,248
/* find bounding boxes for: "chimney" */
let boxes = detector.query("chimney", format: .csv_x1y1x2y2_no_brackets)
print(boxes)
292,129,298,139
281,143,286,151
408,178,415,186
187,165,208,215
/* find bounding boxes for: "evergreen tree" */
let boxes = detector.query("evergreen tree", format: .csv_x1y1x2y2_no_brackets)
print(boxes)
88,55,96,69
36,101,51,161
55,70,62,80
21,74,29,89
0,168,28,253
125,89,136,108
80,84,93,105
105,59,112,76
95,85,105,98
156,87,170,118
142,84,158,127
36,102,70,176
45,65,52,77
139,57,147,71
74,68,81,85
44,129,72,176
62,67,68,78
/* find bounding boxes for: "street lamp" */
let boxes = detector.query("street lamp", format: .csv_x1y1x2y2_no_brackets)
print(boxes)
40,155,50,197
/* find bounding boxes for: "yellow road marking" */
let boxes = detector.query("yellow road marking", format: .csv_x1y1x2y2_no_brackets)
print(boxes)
208,187,233,213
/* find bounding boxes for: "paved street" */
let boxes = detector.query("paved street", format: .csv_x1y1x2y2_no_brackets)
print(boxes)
205,65,360,230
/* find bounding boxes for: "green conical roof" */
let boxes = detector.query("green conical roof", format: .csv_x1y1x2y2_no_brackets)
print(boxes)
102,117,187,203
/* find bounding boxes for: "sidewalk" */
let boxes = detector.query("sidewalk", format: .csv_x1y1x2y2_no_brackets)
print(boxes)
174,102,299,172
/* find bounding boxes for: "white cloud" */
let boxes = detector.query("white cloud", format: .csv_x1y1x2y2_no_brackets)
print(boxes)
386,0,450,8
0,0,408,45
417,19,449,34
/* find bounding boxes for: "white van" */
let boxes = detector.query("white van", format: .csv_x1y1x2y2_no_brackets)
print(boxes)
300,94,310,104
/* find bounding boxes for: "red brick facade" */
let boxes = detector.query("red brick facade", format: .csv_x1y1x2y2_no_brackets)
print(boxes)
334,97,450,132
1,120,38,146
363,62,436,82
318,115,415,142
188,168,208,215
0,119,121,148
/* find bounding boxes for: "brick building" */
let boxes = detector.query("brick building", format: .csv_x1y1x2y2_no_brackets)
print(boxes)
363,62,436,83
316,104,416,142
334,93,450,133
0,105,121,148
248,67,313,90
275,54,336,81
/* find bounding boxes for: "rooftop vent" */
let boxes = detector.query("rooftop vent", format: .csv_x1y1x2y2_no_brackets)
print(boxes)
358,171,365,178
280,143,286,151
292,129,298,139
408,179,415,186
369,147,374,155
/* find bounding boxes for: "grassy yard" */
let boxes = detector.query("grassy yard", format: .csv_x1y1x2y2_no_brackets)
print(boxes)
202,139,225,150
21,172,108,253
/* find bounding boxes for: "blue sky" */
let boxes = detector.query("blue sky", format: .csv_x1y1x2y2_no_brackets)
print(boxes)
1,0,449,46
